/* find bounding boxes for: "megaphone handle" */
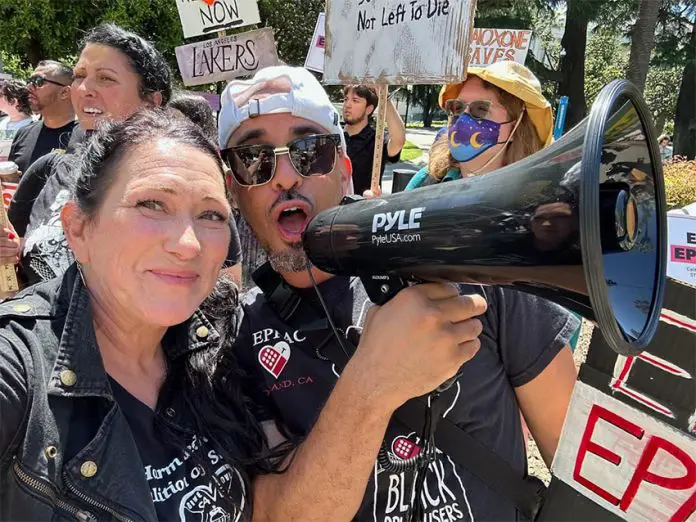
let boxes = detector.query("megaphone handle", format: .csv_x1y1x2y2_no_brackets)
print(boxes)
360,274,410,305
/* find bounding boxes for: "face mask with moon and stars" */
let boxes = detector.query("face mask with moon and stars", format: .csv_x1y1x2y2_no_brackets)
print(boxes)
447,112,513,162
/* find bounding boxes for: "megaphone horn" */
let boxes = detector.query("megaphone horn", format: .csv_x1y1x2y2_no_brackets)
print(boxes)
303,80,667,357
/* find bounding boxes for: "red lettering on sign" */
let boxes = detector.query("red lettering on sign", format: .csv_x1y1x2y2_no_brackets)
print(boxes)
316,35,325,48
672,245,696,264
619,436,696,520
573,404,645,505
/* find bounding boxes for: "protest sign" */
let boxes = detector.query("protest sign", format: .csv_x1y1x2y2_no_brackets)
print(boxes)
667,214,696,285
176,0,261,39
467,28,532,67
324,0,476,85
304,12,326,73
175,27,279,87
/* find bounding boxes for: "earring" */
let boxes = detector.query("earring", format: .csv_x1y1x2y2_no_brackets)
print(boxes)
76,262,87,287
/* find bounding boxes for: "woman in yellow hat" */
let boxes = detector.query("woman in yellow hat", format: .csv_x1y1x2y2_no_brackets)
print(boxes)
406,60,554,189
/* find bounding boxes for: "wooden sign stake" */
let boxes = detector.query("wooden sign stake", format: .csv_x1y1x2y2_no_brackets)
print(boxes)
370,84,388,194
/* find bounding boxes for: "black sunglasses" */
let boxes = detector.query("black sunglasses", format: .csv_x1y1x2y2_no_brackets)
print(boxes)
444,99,493,120
221,134,342,187
28,75,69,88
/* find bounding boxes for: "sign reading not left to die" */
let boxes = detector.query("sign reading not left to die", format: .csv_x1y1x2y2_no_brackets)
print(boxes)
176,0,261,39
324,0,476,84
175,27,280,86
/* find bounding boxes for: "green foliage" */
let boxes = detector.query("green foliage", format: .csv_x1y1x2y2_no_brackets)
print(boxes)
643,64,682,132
663,158,696,209
584,29,629,106
0,51,32,79
257,0,323,66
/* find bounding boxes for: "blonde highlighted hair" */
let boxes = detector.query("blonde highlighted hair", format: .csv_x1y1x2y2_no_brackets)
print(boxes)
429,81,544,180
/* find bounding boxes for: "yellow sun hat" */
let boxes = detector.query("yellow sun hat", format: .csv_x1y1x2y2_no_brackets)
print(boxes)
439,61,554,146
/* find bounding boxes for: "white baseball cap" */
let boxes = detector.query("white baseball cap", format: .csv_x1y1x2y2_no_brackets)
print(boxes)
218,66,346,152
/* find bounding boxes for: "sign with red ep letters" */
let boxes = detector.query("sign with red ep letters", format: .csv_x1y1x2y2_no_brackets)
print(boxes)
668,214,696,285
553,381,696,521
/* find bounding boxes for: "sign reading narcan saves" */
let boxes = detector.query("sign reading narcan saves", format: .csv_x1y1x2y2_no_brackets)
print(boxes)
175,27,279,87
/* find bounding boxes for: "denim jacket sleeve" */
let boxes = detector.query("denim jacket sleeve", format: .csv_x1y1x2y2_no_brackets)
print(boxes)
0,333,29,463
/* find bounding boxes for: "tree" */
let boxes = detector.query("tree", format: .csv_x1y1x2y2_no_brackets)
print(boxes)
643,65,682,135
409,86,441,128
257,0,323,66
673,23,695,158
625,0,661,91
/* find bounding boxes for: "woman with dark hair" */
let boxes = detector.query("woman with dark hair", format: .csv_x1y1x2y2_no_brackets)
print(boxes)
5,23,241,288
0,110,261,521
0,79,33,140
168,91,217,143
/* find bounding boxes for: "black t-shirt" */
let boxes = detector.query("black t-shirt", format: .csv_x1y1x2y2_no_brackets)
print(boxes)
234,276,579,521
110,377,249,521
345,124,402,196
17,151,242,286
9,126,84,237
8,119,77,175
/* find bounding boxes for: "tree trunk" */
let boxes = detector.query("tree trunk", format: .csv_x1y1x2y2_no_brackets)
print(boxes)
673,25,696,159
654,113,666,137
558,0,590,131
26,37,45,67
404,91,411,125
423,96,434,128
625,0,661,92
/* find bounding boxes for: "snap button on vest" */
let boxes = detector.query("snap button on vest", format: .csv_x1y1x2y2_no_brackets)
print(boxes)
80,461,98,478
196,326,209,339
60,370,77,386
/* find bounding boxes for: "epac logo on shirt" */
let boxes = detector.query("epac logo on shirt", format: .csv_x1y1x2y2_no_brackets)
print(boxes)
392,436,421,461
258,341,291,378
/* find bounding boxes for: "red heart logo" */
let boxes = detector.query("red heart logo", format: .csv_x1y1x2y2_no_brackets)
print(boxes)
201,0,216,6
258,341,291,379
392,436,421,460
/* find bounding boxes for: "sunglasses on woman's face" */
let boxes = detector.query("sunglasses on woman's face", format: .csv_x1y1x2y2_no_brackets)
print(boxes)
27,75,69,88
444,99,493,120
221,134,342,187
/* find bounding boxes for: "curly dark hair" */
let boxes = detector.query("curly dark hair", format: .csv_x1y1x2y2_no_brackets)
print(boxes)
81,23,172,105
0,79,32,116
168,91,217,143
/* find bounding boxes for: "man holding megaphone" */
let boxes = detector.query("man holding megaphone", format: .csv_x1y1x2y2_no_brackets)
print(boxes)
214,65,579,522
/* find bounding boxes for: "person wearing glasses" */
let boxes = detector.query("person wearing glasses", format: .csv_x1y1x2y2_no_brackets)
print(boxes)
7,60,75,176
405,61,554,190
208,65,578,521
8,24,241,293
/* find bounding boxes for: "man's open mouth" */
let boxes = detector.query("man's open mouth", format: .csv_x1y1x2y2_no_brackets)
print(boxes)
274,201,312,243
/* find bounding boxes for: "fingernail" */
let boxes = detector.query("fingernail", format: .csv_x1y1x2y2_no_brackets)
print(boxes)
8,232,15,240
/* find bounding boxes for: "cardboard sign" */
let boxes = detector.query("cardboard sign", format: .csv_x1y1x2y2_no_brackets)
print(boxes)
304,12,326,73
667,214,696,285
0,140,11,162
552,381,696,521
176,0,261,39
467,28,532,67
324,0,476,84
175,27,280,87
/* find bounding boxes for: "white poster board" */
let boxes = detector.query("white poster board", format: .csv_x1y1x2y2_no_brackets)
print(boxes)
176,0,261,39
304,12,326,73
468,28,532,66
324,0,476,84
175,27,280,87
667,214,696,285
